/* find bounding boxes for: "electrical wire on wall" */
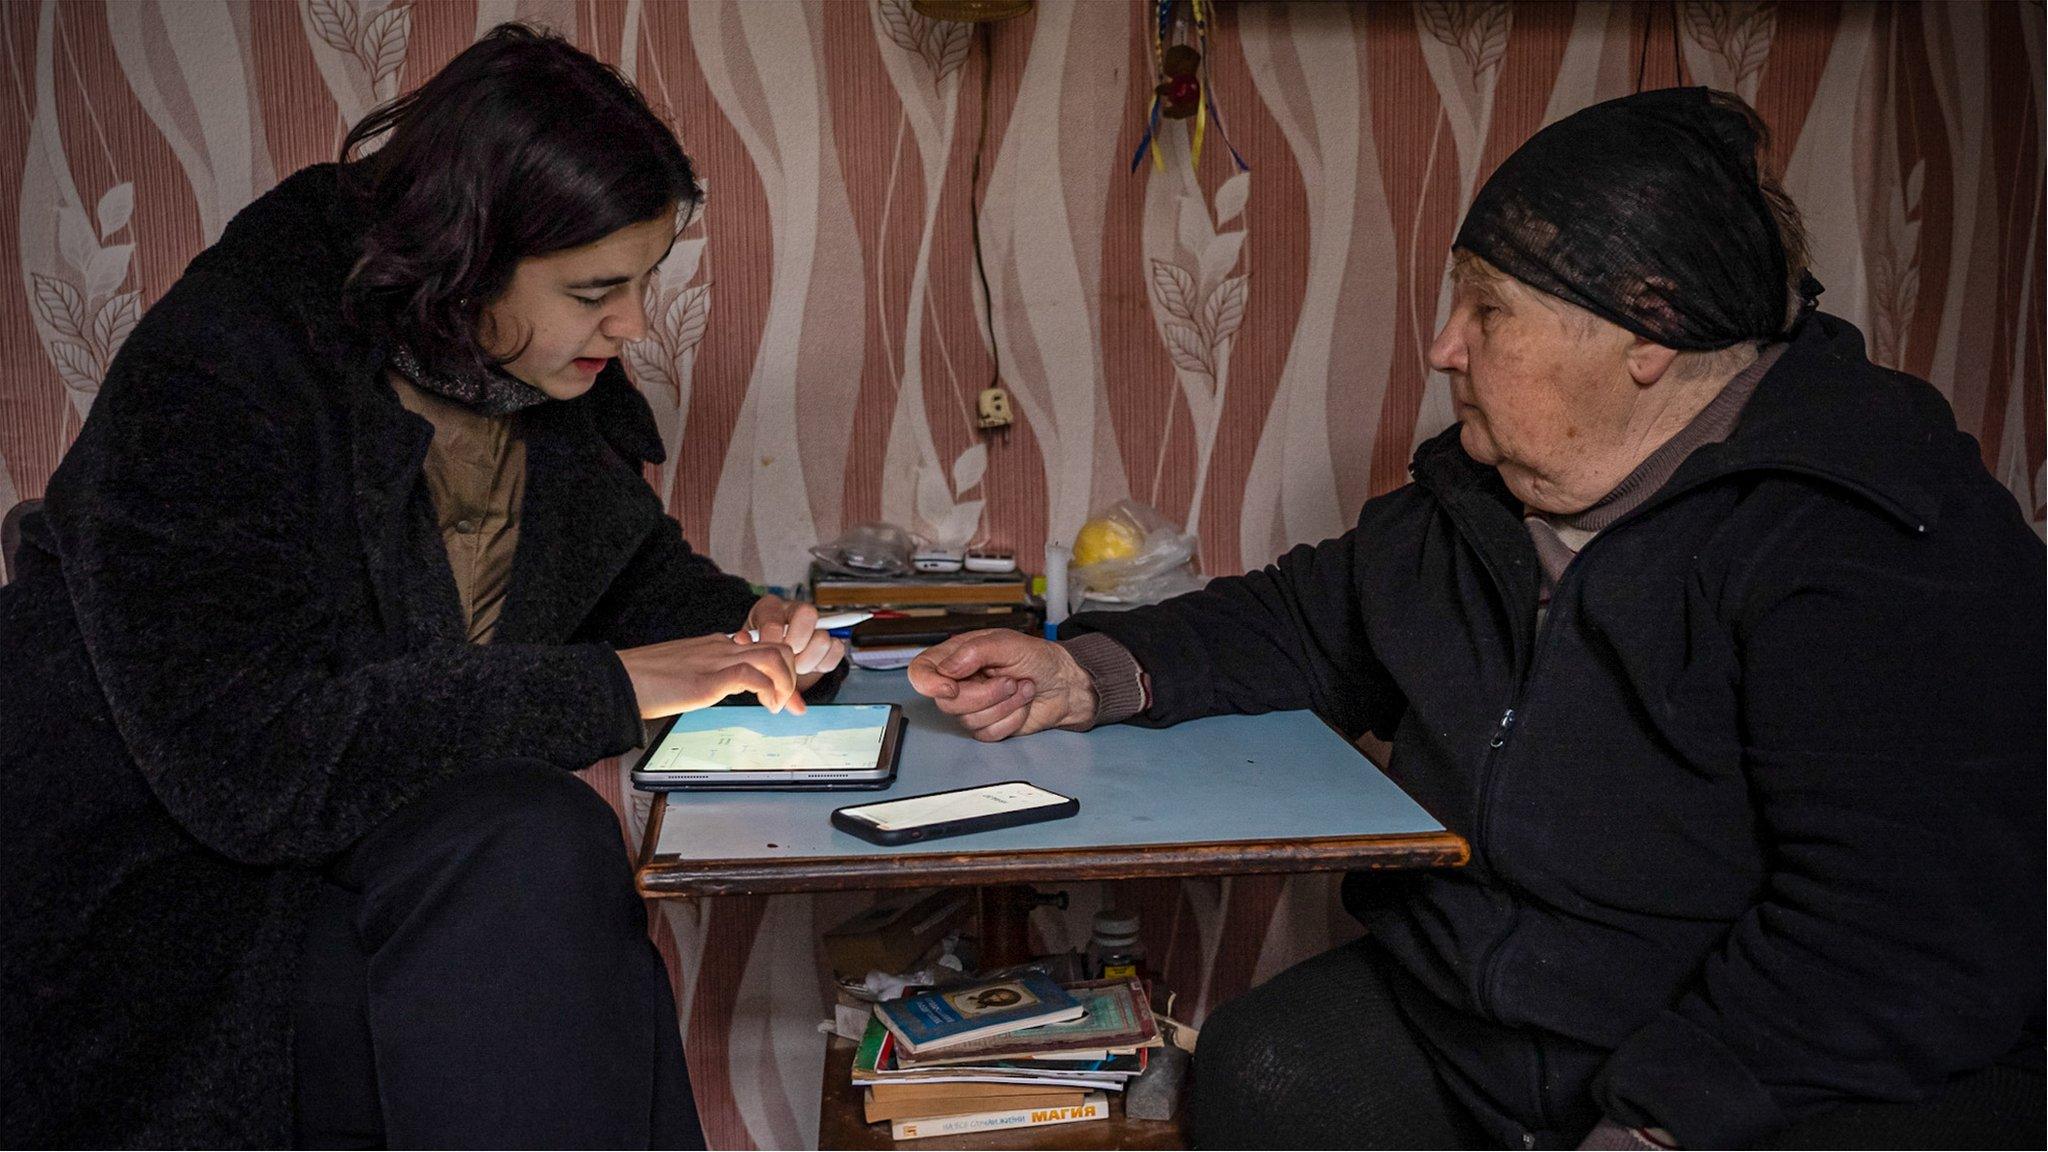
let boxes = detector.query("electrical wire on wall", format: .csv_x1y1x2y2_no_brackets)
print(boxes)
967,21,1012,445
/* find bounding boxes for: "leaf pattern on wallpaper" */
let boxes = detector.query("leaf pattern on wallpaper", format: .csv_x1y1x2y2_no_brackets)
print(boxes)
33,187,141,404
299,0,414,134
876,0,971,85
871,0,984,552
18,5,142,423
1911,1,1988,399
695,0,866,586
1409,0,1512,457
105,1,274,246
309,0,413,86
363,4,414,85
1869,159,1924,368
914,443,987,550
624,219,713,515
1680,2,1778,96
32,278,137,392
1144,166,1250,534
1236,2,1400,566
34,183,146,387
1418,1,1512,84
1783,2,1878,343
978,0,1133,547
305,0,359,50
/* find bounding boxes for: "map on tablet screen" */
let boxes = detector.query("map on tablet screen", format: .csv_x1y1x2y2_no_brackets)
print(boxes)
639,704,893,773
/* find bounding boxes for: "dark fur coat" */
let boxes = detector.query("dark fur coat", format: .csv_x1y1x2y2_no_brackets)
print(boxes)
0,165,764,1146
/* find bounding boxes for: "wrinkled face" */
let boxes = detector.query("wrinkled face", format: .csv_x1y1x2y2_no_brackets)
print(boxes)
1427,253,1638,510
480,214,676,400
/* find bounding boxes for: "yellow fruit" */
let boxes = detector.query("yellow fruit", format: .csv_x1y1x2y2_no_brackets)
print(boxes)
1073,516,1143,566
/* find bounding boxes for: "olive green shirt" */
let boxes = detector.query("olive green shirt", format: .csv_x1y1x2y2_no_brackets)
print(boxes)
391,373,527,644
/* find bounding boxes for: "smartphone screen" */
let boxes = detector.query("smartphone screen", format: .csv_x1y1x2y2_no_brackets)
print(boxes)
844,782,1071,832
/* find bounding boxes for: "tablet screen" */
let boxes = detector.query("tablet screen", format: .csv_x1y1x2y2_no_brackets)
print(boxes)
640,704,895,774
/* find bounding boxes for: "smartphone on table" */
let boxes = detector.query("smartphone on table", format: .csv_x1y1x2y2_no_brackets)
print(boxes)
831,781,1078,845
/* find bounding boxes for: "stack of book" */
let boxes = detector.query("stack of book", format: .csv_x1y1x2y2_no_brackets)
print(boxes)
810,562,1042,670
854,973,1161,1140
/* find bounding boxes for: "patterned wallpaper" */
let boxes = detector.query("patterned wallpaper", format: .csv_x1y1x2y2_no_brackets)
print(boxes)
3,1,2041,1147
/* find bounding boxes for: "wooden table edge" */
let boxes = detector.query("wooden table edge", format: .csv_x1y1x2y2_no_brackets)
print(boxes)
635,793,1467,898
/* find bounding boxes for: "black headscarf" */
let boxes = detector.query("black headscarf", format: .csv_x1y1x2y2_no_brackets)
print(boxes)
1454,86,1813,351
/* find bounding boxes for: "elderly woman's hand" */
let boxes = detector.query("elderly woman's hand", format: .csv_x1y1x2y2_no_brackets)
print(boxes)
739,595,847,691
907,629,1099,742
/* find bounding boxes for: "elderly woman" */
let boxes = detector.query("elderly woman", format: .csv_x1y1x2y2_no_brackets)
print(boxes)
910,89,2043,1148
0,26,843,1149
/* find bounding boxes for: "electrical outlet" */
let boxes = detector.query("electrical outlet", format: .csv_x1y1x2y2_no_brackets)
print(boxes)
976,386,1014,430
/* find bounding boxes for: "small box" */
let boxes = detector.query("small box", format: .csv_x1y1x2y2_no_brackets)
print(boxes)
912,548,964,573
823,889,970,979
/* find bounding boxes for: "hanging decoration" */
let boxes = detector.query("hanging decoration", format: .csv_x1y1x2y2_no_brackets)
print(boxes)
1131,0,1248,175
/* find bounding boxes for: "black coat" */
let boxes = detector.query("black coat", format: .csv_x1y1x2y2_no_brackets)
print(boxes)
1067,313,2045,1148
0,165,764,1146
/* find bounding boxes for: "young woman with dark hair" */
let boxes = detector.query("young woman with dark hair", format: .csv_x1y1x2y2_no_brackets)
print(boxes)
0,25,838,1148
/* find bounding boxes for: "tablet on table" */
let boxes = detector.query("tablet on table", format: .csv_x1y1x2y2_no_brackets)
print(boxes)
630,703,904,791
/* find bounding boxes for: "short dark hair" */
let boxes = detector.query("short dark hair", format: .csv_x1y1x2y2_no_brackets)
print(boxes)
341,23,698,379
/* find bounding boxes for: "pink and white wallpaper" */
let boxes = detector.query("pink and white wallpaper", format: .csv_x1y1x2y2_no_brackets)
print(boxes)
3,2,2041,1146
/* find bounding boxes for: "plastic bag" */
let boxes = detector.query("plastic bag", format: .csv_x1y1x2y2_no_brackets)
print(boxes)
810,521,916,578
1068,499,1205,607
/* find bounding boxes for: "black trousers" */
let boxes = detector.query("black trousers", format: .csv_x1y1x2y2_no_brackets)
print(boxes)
1190,938,1489,1149
1191,937,2045,1150
293,760,704,1149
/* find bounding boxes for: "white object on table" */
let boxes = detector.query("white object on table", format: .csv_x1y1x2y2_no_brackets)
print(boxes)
1043,542,1070,627
849,644,927,671
735,611,873,643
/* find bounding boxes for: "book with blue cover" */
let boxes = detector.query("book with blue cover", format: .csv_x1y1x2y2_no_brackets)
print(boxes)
874,972,1085,1055
893,978,1160,1067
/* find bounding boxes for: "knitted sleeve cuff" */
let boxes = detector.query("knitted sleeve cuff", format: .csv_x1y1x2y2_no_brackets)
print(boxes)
1059,632,1148,728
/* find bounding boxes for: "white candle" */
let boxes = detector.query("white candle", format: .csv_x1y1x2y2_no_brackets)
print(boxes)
1043,541,1071,628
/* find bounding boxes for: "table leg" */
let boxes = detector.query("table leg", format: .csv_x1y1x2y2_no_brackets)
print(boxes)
976,883,1037,968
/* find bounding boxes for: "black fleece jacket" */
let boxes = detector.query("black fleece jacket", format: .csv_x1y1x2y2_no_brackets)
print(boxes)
1065,312,2045,1148
0,164,769,1146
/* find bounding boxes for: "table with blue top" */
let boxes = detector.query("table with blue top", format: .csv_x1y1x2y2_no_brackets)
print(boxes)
636,668,1466,1149
636,669,1465,901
